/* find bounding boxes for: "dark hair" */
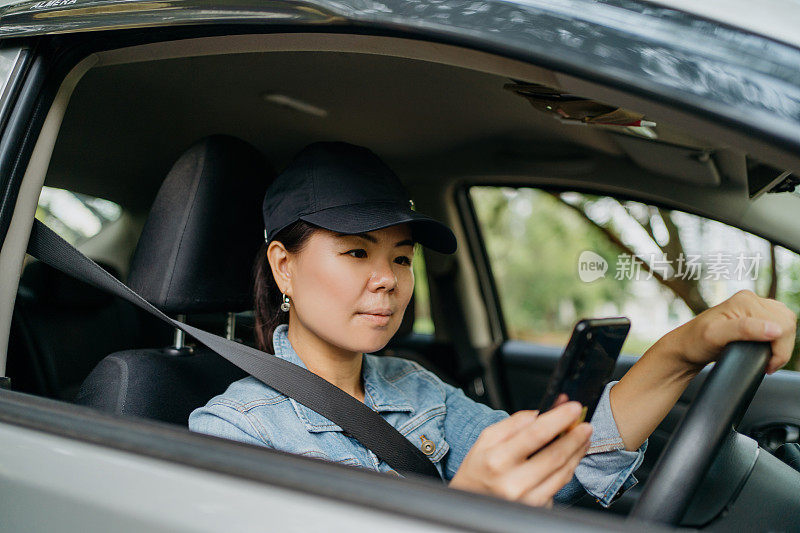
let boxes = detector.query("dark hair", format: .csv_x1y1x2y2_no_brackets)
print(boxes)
253,220,319,353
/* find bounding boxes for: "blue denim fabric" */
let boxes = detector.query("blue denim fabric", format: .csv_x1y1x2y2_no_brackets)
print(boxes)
189,324,646,507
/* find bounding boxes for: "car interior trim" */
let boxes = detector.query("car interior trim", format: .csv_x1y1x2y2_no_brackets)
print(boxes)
0,387,651,533
0,52,98,374
0,47,32,140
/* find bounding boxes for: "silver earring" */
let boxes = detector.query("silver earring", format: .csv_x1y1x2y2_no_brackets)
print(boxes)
280,292,291,312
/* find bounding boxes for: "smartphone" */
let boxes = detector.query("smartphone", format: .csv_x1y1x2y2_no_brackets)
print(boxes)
538,317,631,425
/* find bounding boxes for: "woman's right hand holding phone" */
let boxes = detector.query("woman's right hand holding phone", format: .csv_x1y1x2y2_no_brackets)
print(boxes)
449,401,591,507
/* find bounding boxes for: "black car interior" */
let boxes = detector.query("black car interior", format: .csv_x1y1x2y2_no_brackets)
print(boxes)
8,259,167,401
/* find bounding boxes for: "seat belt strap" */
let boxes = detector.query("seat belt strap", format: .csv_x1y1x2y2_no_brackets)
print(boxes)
26,219,443,481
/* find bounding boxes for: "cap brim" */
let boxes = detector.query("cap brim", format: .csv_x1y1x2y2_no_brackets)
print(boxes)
300,202,457,254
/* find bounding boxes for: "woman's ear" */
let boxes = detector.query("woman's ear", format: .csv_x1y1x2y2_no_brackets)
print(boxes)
266,240,293,295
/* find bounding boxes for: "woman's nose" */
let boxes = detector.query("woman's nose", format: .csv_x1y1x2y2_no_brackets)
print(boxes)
368,259,398,292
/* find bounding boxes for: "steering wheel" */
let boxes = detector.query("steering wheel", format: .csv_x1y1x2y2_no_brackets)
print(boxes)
629,341,771,526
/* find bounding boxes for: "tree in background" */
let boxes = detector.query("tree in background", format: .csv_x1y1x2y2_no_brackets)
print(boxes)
472,187,800,370
777,261,800,369
473,187,630,343
553,194,711,314
554,193,799,370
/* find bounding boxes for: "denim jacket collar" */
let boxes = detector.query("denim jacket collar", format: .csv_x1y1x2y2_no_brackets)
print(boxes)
272,324,414,433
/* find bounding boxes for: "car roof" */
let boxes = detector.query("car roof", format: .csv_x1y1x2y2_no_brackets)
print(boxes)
0,0,798,49
642,0,800,50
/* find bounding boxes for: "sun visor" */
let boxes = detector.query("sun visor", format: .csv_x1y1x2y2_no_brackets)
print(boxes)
747,158,799,199
504,82,656,136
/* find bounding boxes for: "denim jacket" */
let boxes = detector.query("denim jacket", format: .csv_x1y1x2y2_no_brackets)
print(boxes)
189,324,646,507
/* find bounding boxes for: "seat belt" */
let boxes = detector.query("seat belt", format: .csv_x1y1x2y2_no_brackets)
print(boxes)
26,219,442,481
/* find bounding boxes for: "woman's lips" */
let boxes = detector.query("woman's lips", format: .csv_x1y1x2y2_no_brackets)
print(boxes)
357,312,392,326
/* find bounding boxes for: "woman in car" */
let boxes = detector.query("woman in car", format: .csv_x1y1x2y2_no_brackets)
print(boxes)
189,141,796,507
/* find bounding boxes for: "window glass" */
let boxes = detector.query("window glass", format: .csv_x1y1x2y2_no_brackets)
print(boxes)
412,246,434,334
35,186,122,245
470,186,800,370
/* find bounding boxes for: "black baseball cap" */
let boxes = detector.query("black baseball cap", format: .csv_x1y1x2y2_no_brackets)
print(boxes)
262,142,457,254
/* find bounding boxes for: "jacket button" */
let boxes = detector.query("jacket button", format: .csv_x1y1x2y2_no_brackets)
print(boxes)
419,434,436,455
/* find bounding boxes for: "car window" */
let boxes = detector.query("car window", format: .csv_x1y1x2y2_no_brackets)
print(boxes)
35,186,122,245
469,186,800,370
412,246,434,334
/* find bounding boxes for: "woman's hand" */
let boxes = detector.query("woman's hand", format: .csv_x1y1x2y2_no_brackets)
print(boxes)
449,402,591,507
660,289,797,374
610,289,797,451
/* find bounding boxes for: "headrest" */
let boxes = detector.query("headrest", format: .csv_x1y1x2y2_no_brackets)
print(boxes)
21,259,120,309
128,135,272,314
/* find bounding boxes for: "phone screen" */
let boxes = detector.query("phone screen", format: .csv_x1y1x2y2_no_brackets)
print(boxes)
538,317,630,423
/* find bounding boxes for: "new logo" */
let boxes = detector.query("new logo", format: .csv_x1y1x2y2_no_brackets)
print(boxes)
578,251,608,282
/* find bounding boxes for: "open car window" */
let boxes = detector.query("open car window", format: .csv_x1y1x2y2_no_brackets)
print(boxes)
35,186,122,245
412,246,434,335
469,186,800,370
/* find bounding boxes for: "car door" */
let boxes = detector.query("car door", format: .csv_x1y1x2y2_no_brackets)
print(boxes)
464,185,800,513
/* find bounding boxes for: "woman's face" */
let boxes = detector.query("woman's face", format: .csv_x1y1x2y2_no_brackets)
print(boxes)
279,223,415,355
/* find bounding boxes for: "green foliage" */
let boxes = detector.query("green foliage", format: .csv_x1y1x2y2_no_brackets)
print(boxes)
411,245,435,335
777,259,800,370
472,187,629,341
472,186,800,371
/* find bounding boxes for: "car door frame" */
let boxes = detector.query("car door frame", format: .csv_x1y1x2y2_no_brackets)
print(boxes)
2,3,800,528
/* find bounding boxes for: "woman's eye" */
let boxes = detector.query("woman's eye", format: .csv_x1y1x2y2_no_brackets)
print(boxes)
343,249,410,265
